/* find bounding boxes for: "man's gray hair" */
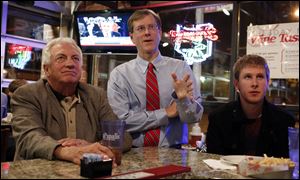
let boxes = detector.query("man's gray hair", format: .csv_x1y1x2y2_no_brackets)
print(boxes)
42,37,82,65
41,37,82,79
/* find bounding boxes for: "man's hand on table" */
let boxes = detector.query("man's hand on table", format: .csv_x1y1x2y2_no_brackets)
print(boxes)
54,140,117,167
58,138,90,147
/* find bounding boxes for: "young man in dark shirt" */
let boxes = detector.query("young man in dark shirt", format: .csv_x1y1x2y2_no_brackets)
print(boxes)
206,54,295,158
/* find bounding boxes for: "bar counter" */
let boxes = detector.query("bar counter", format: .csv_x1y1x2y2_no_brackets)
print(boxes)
1,147,248,179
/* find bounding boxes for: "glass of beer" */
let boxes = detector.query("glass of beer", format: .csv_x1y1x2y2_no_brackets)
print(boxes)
101,119,126,166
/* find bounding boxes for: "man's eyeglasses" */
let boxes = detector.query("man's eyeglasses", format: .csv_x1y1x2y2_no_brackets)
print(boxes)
54,55,81,64
134,24,159,34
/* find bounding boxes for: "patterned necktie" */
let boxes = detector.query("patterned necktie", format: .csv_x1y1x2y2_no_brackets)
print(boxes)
144,63,160,146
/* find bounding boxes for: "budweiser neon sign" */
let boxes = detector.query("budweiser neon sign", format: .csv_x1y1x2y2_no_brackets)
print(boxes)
169,23,218,65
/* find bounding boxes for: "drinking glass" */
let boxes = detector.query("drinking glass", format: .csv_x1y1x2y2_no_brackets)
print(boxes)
288,127,299,179
101,119,126,165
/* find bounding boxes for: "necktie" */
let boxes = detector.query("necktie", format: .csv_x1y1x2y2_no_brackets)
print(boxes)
144,63,160,146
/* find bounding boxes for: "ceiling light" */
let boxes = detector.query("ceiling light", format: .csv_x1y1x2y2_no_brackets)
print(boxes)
162,42,169,47
294,8,299,17
200,76,206,83
222,8,230,16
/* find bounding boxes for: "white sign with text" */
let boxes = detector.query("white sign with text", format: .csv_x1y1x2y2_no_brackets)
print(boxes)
247,22,299,79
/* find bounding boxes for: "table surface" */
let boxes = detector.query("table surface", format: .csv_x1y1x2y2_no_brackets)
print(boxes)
1,147,249,179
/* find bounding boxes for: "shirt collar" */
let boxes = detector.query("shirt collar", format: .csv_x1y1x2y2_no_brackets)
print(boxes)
136,52,163,74
46,81,81,103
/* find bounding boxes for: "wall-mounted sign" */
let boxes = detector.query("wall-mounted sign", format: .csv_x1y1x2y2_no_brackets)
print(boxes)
247,22,299,79
169,23,218,65
7,44,33,70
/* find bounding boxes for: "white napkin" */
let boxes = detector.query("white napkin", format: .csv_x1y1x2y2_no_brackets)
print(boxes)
203,159,236,170
2,113,12,123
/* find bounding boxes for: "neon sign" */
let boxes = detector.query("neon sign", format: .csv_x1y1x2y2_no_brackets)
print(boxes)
169,23,218,65
8,44,33,69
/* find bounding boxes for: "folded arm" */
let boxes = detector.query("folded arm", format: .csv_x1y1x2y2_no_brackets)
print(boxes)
107,71,169,134
170,71,203,124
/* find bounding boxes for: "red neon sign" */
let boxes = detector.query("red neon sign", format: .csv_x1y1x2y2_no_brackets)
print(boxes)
168,23,218,64
169,24,218,42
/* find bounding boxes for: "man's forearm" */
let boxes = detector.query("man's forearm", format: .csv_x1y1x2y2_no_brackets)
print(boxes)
53,145,75,163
